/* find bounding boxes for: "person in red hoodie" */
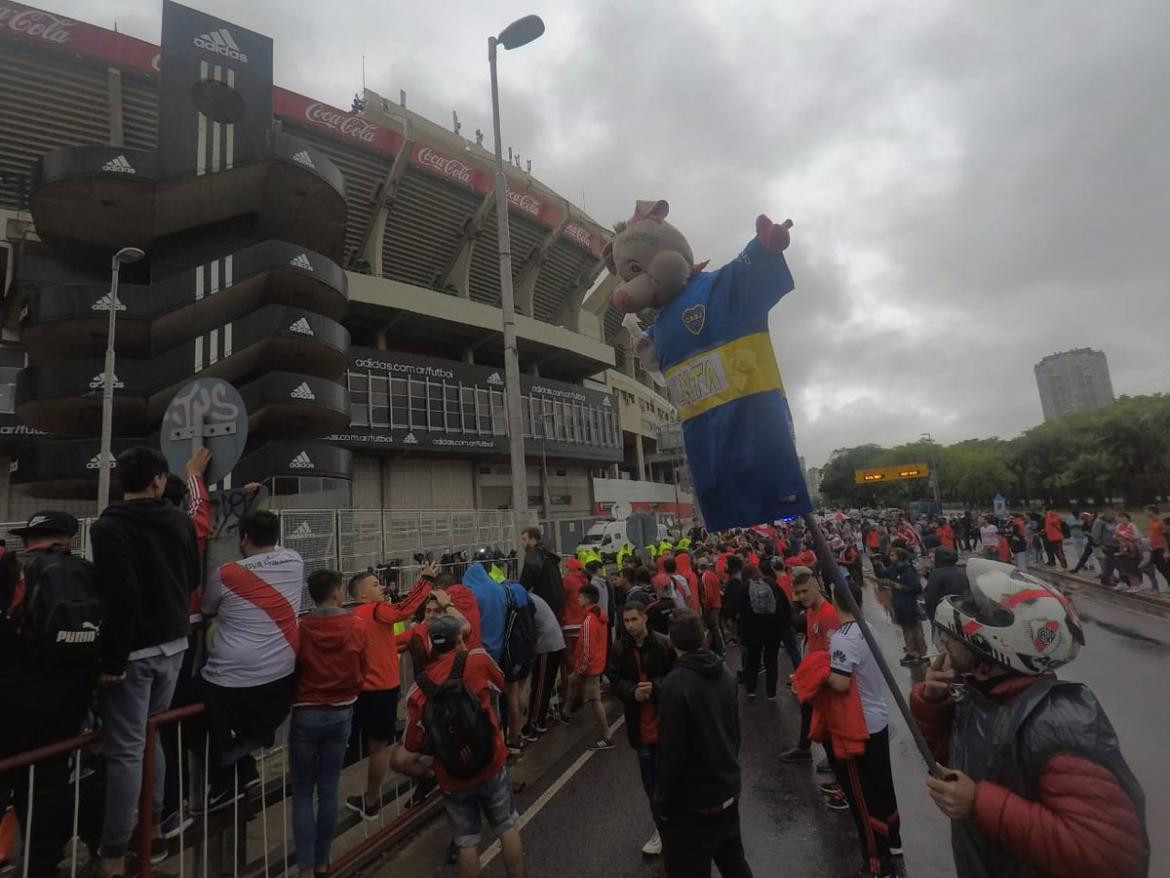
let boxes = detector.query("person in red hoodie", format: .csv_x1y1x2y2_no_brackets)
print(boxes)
564,583,613,750
937,519,956,552
344,561,438,821
291,570,369,878
913,559,1147,878
696,554,724,656
674,552,701,615
559,558,589,712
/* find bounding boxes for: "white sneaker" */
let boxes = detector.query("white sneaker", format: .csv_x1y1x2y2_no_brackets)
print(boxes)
641,830,662,856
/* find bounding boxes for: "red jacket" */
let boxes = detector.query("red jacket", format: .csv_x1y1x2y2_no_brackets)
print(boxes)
561,571,589,629
792,650,868,759
700,570,723,610
185,475,211,622
353,576,432,691
573,605,608,676
911,678,1146,878
295,609,369,706
937,524,955,550
675,555,701,614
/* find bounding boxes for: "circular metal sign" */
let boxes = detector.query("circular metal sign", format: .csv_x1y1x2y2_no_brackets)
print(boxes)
160,378,249,486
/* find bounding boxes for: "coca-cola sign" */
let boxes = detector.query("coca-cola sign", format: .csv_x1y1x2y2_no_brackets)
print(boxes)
0,2,159,72
305,102,378,144
414,145,476,186
506,188,543,218
0,4,73,43
564,223,594,250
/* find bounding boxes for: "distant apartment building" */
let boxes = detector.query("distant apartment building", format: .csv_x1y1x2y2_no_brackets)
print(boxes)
806,466,823,499
1034,348,1115,422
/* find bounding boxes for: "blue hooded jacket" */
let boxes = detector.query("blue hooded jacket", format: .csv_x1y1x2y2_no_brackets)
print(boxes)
463,562,530,663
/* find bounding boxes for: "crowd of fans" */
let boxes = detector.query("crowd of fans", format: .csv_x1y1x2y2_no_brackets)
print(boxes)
0,448,1155,878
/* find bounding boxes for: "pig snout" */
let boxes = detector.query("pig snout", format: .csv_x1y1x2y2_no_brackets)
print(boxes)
612,286,634,313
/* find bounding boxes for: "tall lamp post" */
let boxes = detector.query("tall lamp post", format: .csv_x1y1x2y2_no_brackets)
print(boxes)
921,431,942,513
488,14,544,547
97,246,145,511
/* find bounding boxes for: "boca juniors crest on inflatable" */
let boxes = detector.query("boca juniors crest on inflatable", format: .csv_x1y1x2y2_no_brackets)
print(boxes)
604,200,812,531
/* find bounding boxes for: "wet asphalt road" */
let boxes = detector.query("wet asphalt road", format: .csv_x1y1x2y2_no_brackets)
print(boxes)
385,574,1170,877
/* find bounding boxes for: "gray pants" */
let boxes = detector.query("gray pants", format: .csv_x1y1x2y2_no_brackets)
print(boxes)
99,651,184,857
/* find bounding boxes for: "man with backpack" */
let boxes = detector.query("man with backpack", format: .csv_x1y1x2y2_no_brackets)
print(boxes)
90,447,200,878
393,614,524,878
0,512,101,878
735,564,790,701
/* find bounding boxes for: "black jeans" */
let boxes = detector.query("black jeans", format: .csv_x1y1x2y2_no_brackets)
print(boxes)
703,610,725,656
660,801,753,878
194,673,294,789
0,670,92,878
1072,539,1096,573
527,649,564,725
743,636,779,698
826,726,900,876
1143,548,1170,591
636,744,658,825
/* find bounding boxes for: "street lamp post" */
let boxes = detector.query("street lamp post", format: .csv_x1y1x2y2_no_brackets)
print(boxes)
97,246,145,511
921,431,942,513
488,14,544,548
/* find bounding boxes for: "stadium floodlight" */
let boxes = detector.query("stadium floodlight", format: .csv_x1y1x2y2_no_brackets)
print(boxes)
97,246,145,511
488,16,544,548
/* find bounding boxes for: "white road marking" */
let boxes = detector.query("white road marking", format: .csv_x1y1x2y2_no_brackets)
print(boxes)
479,715,626,868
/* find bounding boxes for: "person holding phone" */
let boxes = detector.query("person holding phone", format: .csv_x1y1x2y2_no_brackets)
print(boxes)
912,558,1147,878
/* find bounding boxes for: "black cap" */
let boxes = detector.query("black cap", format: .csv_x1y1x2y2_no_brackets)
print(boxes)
10,510,79,539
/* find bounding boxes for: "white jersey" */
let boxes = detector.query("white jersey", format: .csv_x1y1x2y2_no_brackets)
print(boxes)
202,547,304,687
829,622,889,734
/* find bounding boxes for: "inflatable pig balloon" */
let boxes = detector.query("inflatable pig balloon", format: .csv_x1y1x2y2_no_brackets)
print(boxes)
602,200,812,531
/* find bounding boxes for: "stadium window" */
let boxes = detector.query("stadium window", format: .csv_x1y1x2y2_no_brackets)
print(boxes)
444,383,461,432
390,377,409,428
476,388,492,434
409,379,428,430
520,395,533,438
461,386,476,431
490,389,506,435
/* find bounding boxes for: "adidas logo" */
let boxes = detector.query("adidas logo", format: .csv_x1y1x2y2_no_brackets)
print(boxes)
291,150,315,169
290,382,315,400
101,154,136,174
85,453,115,470
486,372,504,386
402,432,418,445
193,28,249,63
292,520,314,537
91,294,127,312
289,253,314,271
289,451,315,469
288,317,314,336
88,372,124,390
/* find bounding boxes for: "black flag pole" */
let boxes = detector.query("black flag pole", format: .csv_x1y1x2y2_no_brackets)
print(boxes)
801,512,943,777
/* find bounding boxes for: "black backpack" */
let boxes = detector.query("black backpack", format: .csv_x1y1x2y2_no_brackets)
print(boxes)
539,547,565,617
499,585,536,682
21,547,104,668
417,650,498,780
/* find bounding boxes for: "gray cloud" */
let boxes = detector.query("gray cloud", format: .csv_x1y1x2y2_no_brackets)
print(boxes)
56,0,1170,466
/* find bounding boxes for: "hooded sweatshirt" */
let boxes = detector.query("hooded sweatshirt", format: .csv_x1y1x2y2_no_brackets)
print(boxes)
89,497,201,675
655,648,742,813
295,607,369,707
924,546,968,620
674,554,701,614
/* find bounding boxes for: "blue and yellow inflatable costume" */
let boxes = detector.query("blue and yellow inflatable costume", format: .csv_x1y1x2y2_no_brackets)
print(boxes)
648,237,812,531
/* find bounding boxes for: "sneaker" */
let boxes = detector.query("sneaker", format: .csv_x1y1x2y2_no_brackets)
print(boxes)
779,747,812,763
193,785,242,814
824,788,850,811
149,838,170,865
747,691,757,700
766,693,778,702
588,738,615,751
815,759,834,776
532,721,550,734
889,843,904,856
520,727,540,743
159,809,194,839
641,830,662,856
819,781,842,795
557,710,575,726
506,740,523,756
344,795,380,821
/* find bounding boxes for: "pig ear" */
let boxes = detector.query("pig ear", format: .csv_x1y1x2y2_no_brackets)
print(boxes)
632,199,669,222
601,240,617,275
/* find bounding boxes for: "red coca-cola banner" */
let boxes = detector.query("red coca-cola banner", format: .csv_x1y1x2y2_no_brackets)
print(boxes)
411,143,490,191
0,2,158,72
563,221,603,257
273,88,405,155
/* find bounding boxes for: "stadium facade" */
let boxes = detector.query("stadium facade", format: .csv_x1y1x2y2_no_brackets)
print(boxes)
0,1,692,530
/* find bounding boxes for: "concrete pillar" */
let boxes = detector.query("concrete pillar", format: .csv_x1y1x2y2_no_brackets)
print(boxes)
107,67,123,147
361,207,387,276
463,348,475,364
635,434,647,481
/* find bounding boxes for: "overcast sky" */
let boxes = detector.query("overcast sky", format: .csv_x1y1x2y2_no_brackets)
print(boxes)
55,0,1170,467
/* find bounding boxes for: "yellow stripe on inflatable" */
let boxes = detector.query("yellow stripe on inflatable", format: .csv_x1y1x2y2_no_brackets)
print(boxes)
664,332,784,422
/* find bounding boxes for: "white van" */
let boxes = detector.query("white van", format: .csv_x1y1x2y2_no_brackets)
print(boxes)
577,519,669,560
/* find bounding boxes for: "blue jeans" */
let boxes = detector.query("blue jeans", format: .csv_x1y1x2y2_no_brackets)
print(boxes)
443,767,518,848
289,707,352,871
99,650,184,857
636,744,659,825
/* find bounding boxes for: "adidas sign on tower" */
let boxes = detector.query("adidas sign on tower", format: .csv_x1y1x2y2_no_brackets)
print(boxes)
101,155,136,174
288,317,314,336
289,451,314,470
290,253,314,271
193,28,248,62
291,151,315,169
290,382,315,400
